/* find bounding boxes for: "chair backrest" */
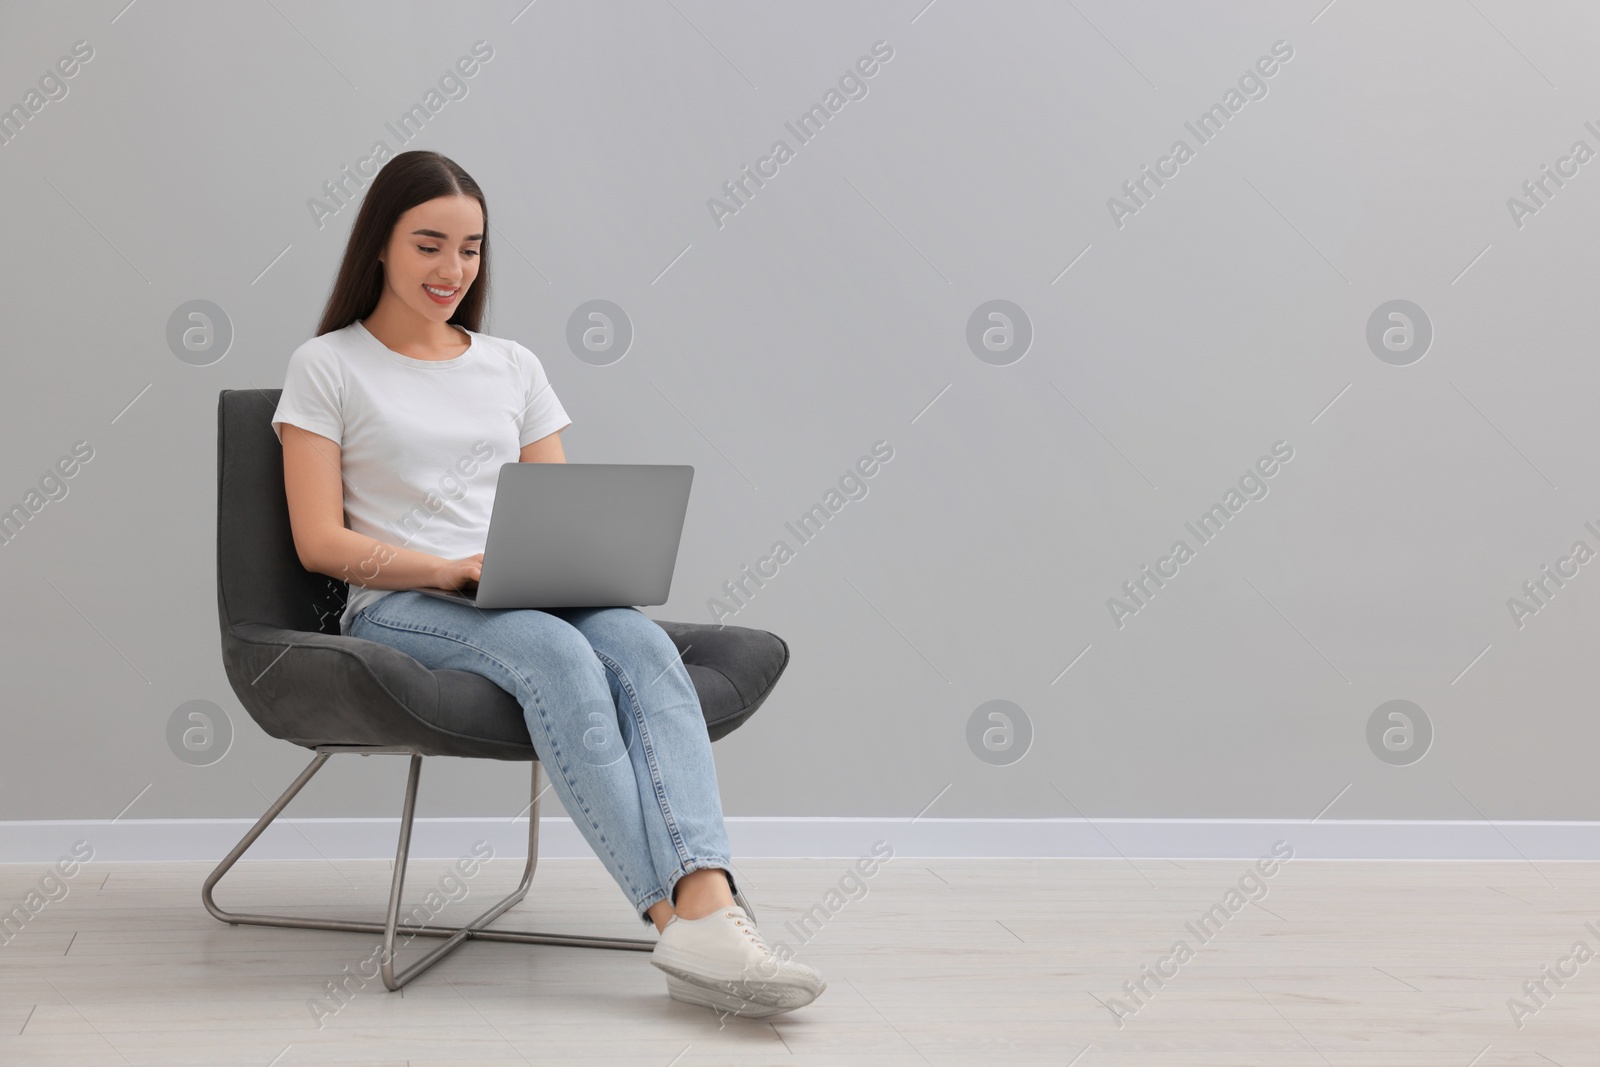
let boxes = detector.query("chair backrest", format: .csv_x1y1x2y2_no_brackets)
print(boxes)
216,389,348,637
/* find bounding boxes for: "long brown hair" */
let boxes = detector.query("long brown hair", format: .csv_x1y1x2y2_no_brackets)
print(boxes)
315,150,490,337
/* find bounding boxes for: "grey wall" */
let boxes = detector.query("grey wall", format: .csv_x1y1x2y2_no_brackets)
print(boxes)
3,0,1597,826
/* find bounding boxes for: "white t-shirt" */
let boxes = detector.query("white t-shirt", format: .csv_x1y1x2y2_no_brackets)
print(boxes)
271,319,572,635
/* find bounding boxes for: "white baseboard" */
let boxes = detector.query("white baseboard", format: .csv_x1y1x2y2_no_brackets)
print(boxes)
4,817,1600,864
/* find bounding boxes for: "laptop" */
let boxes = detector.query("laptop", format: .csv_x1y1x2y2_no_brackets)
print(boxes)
412,462,694,609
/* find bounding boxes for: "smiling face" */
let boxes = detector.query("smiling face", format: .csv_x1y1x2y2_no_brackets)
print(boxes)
376,194,483,325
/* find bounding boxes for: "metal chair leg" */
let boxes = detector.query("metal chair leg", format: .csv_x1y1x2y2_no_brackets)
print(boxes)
202,749,656,993
733,887,757,925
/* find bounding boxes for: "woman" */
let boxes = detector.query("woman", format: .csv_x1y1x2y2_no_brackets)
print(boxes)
271,149,824,1017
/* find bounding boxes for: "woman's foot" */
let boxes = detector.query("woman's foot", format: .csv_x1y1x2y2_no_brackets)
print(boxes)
646,867,735,933
651,904,826,1018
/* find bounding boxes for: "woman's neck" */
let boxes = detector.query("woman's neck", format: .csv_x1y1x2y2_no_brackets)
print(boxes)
362,304,469,361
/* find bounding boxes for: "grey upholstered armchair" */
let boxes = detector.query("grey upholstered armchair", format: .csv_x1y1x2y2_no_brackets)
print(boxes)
204,388,788,989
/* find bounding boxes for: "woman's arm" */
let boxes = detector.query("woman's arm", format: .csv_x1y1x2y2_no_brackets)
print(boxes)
281,422,455,590
519,427,566,463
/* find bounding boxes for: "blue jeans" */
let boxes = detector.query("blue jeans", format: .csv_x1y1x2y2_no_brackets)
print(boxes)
350,591,736,927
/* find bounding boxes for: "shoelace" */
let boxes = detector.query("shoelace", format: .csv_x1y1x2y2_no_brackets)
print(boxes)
728,909,769,950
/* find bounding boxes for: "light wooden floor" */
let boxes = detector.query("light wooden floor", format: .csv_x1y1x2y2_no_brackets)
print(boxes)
2,853,1597,1065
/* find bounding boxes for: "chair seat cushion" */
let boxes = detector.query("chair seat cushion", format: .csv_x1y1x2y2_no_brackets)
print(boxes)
223,619,788,760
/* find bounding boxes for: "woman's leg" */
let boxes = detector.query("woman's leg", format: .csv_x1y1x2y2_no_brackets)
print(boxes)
349,592,675,925
549,606,739,919
545,607,833,1014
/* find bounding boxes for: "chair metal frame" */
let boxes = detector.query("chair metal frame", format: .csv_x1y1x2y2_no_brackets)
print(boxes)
201,745,755,991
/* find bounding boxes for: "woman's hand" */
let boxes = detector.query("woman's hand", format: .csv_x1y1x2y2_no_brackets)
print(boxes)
432,553,483,593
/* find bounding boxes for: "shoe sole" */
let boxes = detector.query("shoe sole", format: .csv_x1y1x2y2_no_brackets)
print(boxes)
653,961,824,1018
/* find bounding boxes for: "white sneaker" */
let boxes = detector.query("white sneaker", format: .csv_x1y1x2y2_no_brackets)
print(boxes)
651,904,825,1018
